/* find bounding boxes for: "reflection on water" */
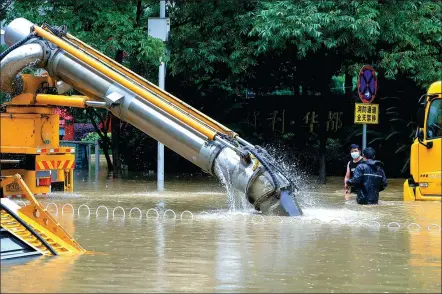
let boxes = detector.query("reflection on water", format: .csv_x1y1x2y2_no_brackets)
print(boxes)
1,171,441,293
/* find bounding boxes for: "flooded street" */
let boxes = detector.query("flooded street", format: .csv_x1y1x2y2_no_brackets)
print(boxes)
1,171,441,293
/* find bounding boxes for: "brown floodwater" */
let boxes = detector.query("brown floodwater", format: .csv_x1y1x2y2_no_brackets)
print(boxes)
1,170,441,293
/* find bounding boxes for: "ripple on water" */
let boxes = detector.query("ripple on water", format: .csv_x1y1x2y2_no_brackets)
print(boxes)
4,171,439,293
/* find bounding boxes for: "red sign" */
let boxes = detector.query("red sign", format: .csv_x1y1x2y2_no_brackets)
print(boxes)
357,65,377,103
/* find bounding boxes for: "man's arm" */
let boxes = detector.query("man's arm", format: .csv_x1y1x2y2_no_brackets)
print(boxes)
344,162,350,188
347,165,364,187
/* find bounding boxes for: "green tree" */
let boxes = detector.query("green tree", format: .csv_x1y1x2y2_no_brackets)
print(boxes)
168,0,258,95
5,0,164,70
377,0,441,88
0,0,13,20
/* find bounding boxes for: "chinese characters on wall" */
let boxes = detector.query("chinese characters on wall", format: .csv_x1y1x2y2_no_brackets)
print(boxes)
303,111,343,134
246,109,345,135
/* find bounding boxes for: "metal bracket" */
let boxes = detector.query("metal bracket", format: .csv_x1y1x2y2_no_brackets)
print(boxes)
104,92,124,107
239,148,252,166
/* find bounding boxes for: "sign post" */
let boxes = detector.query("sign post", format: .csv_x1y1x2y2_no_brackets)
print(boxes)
357,65,378,150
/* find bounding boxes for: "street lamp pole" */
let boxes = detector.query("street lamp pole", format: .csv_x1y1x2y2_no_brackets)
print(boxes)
157,0,166,192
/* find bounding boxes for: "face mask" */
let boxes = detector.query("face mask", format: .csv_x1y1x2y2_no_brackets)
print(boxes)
351,152,360,159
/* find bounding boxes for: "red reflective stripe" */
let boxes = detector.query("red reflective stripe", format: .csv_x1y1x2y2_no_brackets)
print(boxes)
51,160,56,168
42,161,50,170
41,148,47,153
63,160,70,169
54,148,59,152
71,161,75,169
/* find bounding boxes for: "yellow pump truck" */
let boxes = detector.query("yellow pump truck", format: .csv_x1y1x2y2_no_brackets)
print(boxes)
403,81,442,201
0,73,76,199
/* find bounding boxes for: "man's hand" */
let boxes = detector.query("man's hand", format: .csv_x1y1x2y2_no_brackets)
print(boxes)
345,186,350,200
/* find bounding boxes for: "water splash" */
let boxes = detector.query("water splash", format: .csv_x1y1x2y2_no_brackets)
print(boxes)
213,159,253,212
262,144,318,208
212,145,309,214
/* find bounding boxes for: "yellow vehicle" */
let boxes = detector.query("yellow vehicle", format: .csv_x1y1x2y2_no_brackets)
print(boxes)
0,74,75,198
404,81,442,201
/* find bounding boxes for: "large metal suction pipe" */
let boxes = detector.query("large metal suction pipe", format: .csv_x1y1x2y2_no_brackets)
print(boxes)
0,43,45,93
47,51,222,173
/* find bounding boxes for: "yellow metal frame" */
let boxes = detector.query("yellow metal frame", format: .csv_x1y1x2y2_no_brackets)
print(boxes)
1,174,85,254
36,94,89,108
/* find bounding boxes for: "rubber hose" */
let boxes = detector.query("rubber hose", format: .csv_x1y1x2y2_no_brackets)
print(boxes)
0,33,36,62
247,148,280,192
217,134,279,189
254,146,299,192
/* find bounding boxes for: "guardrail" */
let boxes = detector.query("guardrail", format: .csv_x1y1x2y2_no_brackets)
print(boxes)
40,202,441,232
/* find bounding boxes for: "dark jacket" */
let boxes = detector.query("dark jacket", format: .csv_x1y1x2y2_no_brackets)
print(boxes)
346,159,387,204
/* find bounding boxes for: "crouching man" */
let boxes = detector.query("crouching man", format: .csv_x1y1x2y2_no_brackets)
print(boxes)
346,147,387,205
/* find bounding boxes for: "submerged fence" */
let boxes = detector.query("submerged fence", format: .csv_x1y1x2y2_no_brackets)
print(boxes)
14,201,438,232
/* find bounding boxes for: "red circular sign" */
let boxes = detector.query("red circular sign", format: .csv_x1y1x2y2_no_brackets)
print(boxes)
357,65,377,103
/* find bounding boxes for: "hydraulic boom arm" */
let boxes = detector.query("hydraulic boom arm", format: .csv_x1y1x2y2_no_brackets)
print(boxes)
1,18,302,216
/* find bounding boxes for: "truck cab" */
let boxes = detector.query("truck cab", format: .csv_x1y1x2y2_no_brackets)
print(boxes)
404,81,442,201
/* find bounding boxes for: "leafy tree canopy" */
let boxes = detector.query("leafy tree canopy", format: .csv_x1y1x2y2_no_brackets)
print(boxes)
169,0,441,91
4,0,165,79
168,0,258,95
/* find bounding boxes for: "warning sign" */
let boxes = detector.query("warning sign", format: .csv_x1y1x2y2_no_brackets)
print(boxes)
354,103,379,124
